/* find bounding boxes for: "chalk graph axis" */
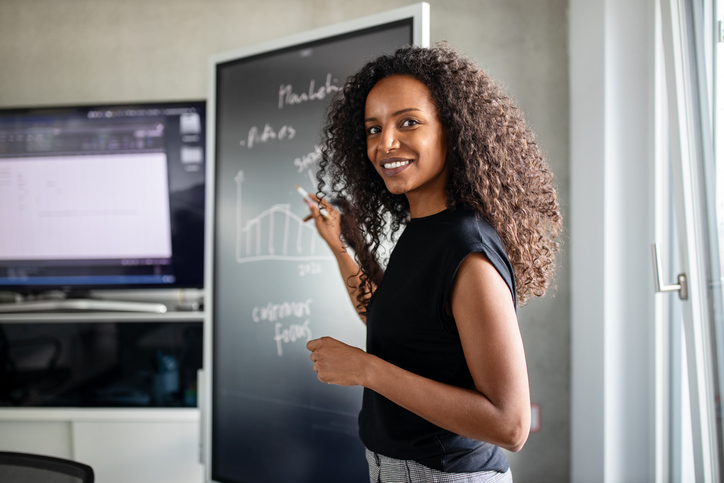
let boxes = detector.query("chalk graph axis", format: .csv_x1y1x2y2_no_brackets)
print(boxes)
234,170,333,263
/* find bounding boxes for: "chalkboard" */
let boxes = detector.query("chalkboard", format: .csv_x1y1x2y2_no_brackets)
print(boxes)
206,5,429,483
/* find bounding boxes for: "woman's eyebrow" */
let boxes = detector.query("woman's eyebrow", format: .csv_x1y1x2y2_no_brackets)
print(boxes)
393,107,422,116
364,108,422,123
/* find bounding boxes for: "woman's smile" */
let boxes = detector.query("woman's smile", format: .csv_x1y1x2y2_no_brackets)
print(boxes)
381,157,412,172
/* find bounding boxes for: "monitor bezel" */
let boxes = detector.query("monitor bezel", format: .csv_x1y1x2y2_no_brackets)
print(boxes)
0,99,207,293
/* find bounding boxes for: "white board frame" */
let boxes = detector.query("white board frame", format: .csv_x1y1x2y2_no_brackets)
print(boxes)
202,4,429,482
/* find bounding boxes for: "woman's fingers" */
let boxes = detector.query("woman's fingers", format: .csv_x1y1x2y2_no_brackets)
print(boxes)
299,195,343,252
306,337,367,386
306,338,323,352
302,194,336,223
308,194,336,214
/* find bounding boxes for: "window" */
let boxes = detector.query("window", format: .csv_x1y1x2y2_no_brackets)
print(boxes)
657,0,723,480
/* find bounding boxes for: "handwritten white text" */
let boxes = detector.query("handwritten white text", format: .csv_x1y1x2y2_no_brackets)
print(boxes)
252,299,313,323
273,320,312,357
240,123,296,149
293,145,322,173
279,73,340,109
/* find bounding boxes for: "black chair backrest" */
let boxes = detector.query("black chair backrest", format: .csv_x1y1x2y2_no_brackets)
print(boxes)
0,451,94,483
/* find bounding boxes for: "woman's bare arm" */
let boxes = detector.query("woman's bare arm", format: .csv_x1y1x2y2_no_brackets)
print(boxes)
307,252,530,451
304,195,371,322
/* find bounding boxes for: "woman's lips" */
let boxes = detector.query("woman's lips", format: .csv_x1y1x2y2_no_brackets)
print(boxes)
380,158,412,175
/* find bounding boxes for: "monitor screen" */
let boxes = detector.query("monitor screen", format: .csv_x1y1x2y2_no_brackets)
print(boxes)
0,101,206,292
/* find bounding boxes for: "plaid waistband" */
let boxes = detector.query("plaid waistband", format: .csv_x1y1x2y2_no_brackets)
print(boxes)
365,449,513,483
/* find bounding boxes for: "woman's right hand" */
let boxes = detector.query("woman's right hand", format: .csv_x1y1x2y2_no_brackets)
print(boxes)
303,193,368,322
303,194,345,254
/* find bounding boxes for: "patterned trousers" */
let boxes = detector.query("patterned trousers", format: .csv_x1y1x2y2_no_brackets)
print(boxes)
366,449,514,483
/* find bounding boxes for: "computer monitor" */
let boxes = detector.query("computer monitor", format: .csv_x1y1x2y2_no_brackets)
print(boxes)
0,101,206,310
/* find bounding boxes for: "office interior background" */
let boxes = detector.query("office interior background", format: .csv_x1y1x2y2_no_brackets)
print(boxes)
1,0,721,482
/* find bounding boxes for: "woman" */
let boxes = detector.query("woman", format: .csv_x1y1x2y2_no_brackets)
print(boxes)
304,44,561,483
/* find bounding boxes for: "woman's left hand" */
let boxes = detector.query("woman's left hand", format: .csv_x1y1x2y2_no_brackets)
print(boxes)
307,337,370,386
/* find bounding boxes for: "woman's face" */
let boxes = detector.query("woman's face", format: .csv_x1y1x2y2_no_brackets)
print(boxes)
364,75,448,209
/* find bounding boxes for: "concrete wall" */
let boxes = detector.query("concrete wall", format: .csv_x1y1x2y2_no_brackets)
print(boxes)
0,1,570,481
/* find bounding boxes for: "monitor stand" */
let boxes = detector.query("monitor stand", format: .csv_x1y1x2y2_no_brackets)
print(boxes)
0,291,168,314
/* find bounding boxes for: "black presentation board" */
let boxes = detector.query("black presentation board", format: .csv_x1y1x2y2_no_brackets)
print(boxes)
210,16,416,483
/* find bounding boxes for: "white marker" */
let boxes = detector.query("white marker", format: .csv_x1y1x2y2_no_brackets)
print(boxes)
295,185,331,220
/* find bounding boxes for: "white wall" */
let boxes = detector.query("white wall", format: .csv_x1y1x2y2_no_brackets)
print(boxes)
570,0,657,481
0,1,571,481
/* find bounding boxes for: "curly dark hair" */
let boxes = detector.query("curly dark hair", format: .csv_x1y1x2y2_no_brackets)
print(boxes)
317,43,561,310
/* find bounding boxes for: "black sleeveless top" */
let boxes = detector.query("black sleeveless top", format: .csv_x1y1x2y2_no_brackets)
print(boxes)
359,207,516,473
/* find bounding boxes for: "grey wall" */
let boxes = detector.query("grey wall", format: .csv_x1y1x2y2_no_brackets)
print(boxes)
0,1,570,481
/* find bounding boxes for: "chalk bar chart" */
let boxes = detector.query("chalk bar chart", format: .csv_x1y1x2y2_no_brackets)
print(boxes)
234,170,330,263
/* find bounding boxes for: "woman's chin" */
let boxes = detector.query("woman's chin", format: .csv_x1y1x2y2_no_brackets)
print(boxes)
382,181,408,196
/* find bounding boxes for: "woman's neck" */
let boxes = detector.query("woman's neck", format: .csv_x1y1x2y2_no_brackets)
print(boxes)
407,191,448,218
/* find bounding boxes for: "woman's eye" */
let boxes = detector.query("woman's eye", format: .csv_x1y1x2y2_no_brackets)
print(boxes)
401,119,419,127
366,126,381,135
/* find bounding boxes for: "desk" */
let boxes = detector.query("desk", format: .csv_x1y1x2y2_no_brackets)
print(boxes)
0,408,202,483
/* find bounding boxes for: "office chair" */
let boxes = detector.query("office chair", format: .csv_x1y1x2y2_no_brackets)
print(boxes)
0,451,94,483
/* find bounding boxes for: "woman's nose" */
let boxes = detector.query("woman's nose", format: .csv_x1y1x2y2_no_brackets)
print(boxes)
379,126,400,153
